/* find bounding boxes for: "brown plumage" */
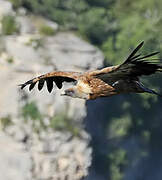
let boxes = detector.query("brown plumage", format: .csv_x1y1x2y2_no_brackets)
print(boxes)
19,41,162,100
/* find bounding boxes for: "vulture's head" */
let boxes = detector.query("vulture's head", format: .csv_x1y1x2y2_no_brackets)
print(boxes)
61,87,89,100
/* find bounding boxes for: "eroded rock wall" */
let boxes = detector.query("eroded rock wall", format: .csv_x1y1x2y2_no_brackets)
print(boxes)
0,1,104,179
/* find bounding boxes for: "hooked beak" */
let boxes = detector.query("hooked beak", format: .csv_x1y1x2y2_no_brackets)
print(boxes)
60,91,66,96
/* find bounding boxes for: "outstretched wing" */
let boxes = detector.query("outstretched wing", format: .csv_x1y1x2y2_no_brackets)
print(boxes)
19,71,81,93
90,41,162,84
118,41,162,77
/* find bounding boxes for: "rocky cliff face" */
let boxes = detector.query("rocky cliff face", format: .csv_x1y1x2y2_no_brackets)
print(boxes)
0,1,104,180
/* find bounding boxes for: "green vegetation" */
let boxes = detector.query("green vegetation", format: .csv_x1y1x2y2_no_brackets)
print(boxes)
108,114,132,139
1,15,19,35
9,0,23,9
108,148,127,180
0,115,13,130
21,101,42,122
39,25,55,36
25,37,44,50
30,38,44,50
19,0,162,58
21,101,79,135
6,56,14,64
21,101,45,132
8,0,162,179
50,113,79,136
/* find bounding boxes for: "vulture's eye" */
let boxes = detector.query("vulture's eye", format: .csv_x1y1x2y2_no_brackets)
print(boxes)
66,90,74,95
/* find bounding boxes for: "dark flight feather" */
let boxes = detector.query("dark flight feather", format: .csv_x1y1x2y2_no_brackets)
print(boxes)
133,52,159,61
123,41,144,64
19,41,162,100
130,54,141,60
54,78,63,89
46,78,53,93
93,41,162,82
20,79,33,89
119,42,162,77
29,82,36,91
19,71,79,93
38,80,45,91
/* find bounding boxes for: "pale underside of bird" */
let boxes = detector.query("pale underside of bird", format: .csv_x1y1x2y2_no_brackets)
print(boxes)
20,41,162,100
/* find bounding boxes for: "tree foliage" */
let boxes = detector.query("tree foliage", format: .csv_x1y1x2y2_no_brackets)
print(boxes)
10,0,162,179
1,15,19,35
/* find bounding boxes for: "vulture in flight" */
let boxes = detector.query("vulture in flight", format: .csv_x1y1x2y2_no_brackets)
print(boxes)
20,41,162,100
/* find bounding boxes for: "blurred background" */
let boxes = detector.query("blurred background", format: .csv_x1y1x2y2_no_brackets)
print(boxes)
0,0,162,180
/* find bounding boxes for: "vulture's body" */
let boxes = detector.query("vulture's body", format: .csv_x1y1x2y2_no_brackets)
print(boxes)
20,42,162,100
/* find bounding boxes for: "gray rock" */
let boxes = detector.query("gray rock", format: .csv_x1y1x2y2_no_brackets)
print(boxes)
0,4,104,180
17,8,27,16
30,131,92,180
41,18,58,31
0,133,32,180
16,16,35,34
3,32,103,122
45,32,103,71
0,0,14,18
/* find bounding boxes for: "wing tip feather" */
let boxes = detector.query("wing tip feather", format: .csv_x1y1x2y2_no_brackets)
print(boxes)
18,83,26,89
123,41,145,64
18,79,35,90
19,72,79,93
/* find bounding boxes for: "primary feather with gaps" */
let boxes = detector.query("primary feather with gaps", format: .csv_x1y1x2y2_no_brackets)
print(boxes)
19,71,79,92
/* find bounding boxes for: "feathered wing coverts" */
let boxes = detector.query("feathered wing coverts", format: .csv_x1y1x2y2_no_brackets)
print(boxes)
19,41,162,99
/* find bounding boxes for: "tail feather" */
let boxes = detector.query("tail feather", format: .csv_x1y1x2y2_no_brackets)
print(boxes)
144,87,162,97
136,81,162,97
